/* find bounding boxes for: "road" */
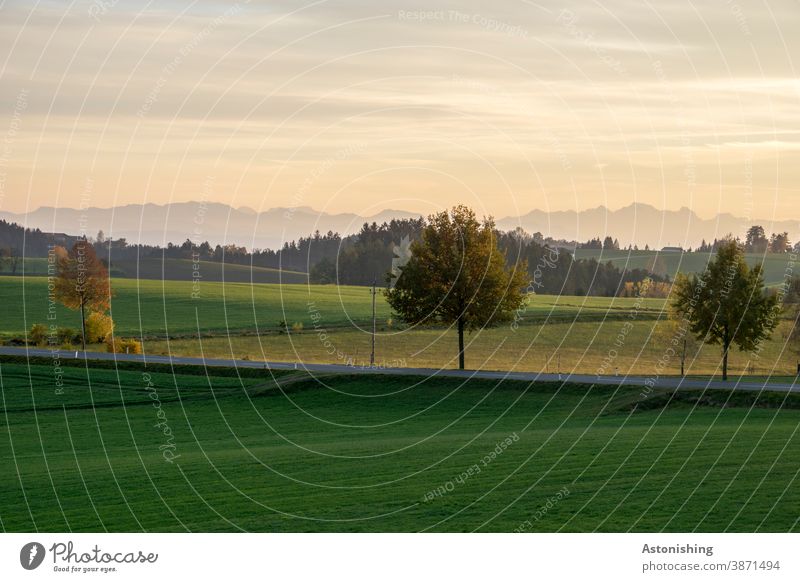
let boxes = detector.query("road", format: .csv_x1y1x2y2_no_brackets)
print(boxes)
1,346,798,393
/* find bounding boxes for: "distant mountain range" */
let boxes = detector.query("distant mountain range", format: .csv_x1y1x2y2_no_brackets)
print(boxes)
496,203,800,249
1,202,797,249
0,203,420,250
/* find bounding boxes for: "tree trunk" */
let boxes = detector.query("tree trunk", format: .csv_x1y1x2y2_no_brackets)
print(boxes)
720,324,731,381
681,338,686,377
79,300,87,352
457,316,465,370
722,341,729,381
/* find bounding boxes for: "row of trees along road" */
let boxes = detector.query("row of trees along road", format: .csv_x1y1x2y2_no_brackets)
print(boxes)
386,207,781,377
43,218,783,380
667,239,778,381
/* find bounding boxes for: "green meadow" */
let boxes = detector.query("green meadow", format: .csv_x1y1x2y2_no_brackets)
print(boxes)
3,275,799,377
1,361,798,532
0,275,391,337
0,275,665,338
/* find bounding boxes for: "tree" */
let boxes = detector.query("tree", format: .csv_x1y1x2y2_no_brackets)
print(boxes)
0,246,21,274
646,255,668,278
309,256,337,284
770,232,790,253
385,206,527,369
671,239,779,380
602,236,618,250
661,308,700,377
745,225,768,253
783,304,800,372
54,239,112,350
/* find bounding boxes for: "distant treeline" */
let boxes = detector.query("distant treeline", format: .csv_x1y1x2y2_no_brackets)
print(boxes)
0,220,80,273
698,226,798,254
0,217,667,296
579,226,800,254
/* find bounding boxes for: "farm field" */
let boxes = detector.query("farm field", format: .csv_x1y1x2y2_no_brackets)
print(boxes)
0,257,50,275
1,361,798,532
3,275,799,377
109,258,307,284
0,275,394,337
148,318,800,378
573,249,796,287
0,275,666,338
0,257,307,284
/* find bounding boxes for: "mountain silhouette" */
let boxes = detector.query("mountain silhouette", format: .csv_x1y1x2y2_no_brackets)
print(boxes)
1,202,795,249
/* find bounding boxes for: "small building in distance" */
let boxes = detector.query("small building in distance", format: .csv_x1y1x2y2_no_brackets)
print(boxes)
660,246,684,252
47,232,79,247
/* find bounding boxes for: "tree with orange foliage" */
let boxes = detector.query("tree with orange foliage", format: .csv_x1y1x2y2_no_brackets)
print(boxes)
54,239,112,350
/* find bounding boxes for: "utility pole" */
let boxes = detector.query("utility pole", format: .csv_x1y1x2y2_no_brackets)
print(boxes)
370,278,377,367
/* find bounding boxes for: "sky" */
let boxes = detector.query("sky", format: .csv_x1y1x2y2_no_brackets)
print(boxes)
1,0,799,221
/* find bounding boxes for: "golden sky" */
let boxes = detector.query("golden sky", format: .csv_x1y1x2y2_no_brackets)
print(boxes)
1,0,799,221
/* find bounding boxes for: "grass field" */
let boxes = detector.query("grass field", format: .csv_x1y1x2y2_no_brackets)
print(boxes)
0,257,307,284
0,258,48,275
3,275,799,376
148,318,800,377
0,275,665,338
0,275,393,337
109,258,307,284
1,361,798,532
573,249,796,287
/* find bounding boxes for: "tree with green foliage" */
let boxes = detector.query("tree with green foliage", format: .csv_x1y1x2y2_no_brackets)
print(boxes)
385,205,528,370
770,231,791,253
0,246,21,274
672,239,779,380
745,225,768,253
784,306,800,372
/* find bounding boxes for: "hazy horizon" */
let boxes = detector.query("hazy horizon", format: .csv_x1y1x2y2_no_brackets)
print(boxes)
1,199,797,224
4,199,798,250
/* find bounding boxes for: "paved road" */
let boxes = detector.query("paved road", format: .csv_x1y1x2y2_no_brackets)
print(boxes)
1,346,798,394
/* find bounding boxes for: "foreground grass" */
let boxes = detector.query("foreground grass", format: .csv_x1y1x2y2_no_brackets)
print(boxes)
1,362,798,532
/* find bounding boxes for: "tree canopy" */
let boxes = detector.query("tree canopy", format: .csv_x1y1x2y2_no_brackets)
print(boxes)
54,240,112,349
671,239,779,380
385,206,527,369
